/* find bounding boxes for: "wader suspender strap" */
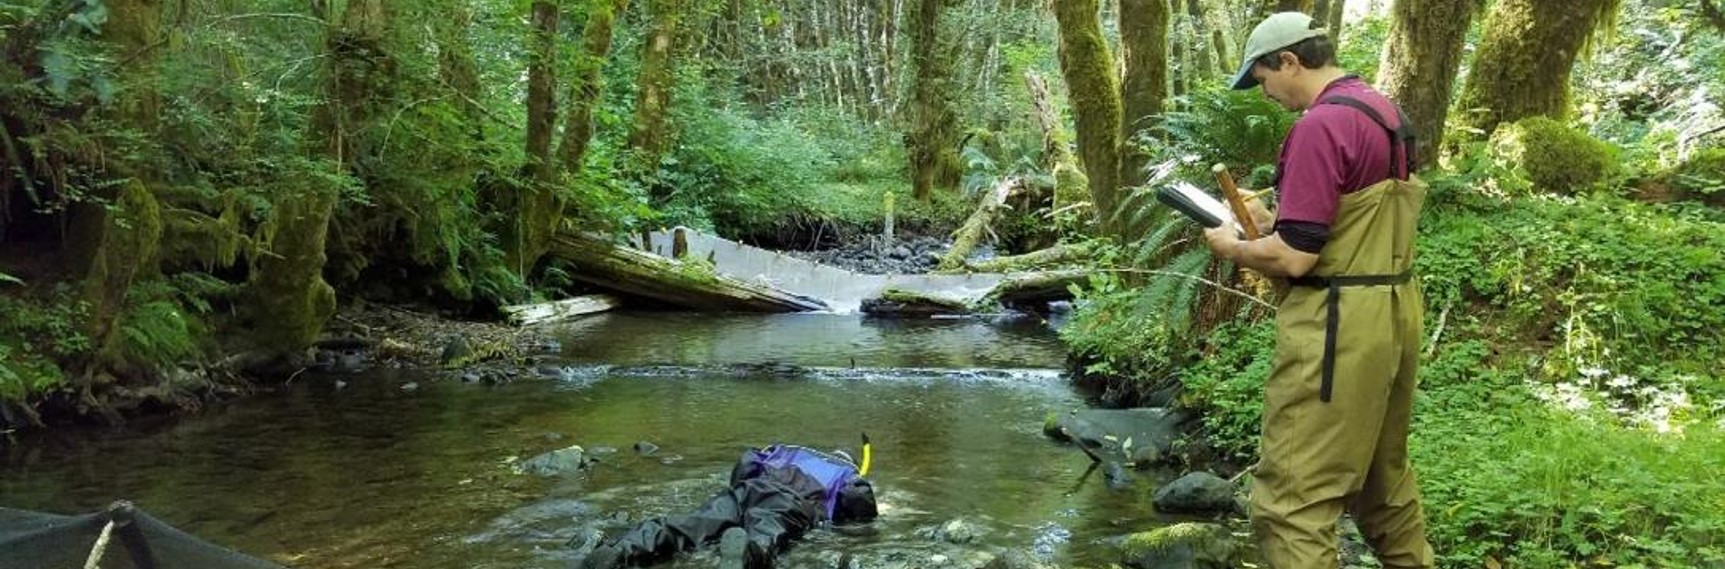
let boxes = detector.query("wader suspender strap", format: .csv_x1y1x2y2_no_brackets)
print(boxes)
1288,96,1418,403
1320,95,1417,179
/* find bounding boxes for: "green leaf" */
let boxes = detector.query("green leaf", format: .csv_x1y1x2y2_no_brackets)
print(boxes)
0,272,21,286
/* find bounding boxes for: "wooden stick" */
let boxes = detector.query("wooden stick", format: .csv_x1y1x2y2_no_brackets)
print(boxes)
1212,163,1261,240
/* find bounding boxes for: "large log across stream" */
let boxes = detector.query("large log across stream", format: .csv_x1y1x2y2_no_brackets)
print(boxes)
548,232,830,312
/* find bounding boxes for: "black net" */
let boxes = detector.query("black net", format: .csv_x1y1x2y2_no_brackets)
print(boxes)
0,501,286,569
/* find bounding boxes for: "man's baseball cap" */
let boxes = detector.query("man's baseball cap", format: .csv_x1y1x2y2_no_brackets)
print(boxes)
1230,12,1328,90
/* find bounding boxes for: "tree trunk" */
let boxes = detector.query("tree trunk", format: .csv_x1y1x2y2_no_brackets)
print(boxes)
1261,0,1315,16
630,0,680,176
559,0,630,175
1375,0,1477,168
1119,0,1170,184
1326,0,1345,44
436,0,485,127
1052,0,1125,238
904,0,961,200
1456,0,1621,137
509,0,562,276
245,0,387,358
73,0,165,372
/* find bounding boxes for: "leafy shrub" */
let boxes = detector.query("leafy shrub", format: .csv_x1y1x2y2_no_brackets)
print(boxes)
0,289,87,400
1490,117,1620,195
1415,393,1725,567
1663,147,1725,205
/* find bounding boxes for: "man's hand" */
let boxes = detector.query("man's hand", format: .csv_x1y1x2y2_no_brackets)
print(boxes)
1203,225,1241,261
1244,199,1275,233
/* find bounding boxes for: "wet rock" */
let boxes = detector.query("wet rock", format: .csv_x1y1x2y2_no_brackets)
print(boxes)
812,550,860,569
400,382,419,391
1152,472,1238,515
1105,462,1135,490
917,517,984,545
634,441,660,456
658,454,684,465
461,372,482,383
516,445,588,477
1048,408,1188,466
981,550,1054,569
1119,522,1245,569
890,245,913,259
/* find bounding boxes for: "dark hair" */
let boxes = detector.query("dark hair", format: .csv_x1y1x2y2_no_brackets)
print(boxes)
1254,35,1337,71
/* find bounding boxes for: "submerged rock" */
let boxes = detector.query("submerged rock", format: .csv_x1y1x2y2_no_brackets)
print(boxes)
917,517,985,545
516,445,588,477
1047,408,1189,466
1151,472,1239,515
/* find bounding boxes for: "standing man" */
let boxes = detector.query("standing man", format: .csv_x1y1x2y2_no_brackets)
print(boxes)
1200,12,1436,569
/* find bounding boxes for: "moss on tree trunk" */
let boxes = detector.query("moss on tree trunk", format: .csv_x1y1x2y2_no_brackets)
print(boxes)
247,185,338,354
630,0,680,179
1052,0,1124,238
510,0,563,276
1119,0,1171,184
559,0,630,176
905,0,962,201
1376,0,1477,168
81,181,163,367
1456,0,1621,137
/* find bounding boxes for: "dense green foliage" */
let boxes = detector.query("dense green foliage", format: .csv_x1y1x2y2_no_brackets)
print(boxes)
1062,3,1725,566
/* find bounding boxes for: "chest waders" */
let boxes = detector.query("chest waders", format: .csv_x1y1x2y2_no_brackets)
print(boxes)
1249,96,1436,569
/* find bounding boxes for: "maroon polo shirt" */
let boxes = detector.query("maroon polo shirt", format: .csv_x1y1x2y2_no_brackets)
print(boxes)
1274,76,1407,230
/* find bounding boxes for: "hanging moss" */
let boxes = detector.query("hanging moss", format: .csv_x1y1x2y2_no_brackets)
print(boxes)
1490,117,1618,195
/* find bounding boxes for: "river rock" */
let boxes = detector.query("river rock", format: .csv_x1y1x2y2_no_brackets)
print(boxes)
1119,522,1245,569
981,550,1054,569
1047,408,1188,466
634,441,660,455
917,517,984,545
1151,472,1238,515
516,445,588,477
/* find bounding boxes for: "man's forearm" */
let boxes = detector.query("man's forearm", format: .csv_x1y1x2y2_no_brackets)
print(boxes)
1225,233,1315,277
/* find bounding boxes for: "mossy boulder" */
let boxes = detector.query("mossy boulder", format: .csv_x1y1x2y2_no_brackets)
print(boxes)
1490,117,1618,195
1119,522,1245,569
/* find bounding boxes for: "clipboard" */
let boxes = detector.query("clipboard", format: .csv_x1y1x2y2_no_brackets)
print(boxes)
1155,181,1240,232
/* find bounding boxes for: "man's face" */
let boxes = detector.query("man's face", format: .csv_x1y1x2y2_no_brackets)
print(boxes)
1252,54,1302,111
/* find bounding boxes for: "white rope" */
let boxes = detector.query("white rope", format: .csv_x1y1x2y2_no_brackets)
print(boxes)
83,519,116,569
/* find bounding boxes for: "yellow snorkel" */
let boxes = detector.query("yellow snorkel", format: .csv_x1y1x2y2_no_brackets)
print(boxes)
858,432,873,477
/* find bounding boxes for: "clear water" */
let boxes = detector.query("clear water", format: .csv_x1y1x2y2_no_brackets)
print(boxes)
0,313,1177,569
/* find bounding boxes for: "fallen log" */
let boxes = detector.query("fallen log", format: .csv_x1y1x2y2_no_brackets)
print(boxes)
501,294,622,326
954,242,1093,273
548,232,829,312
860,288,972,317
937,176,1021,271
979,270,1089,308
